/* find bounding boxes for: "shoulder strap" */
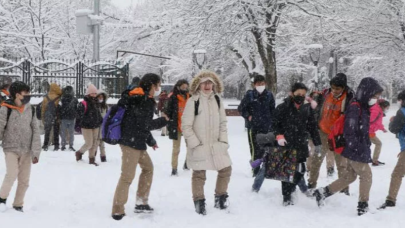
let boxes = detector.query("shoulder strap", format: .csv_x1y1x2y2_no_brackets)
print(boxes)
370,112,382,124
6,107,12,123
31,106,35,118
341,95,347,114
82,100,88,113
214,95,220,108
194,99,199,116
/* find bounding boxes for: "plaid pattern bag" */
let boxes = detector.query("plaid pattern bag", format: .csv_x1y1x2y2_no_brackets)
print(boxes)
264,147,298,183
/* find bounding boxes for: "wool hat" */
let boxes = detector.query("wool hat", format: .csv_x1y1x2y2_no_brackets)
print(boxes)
86,84,98,95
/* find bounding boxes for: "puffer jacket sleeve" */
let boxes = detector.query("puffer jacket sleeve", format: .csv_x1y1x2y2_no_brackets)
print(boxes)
389,109,405,134
30,107,42,159
218,98,228,143
182,98,200,149
272,103,286,137
238,91,251,119
343,103,361,152
0,106,7,141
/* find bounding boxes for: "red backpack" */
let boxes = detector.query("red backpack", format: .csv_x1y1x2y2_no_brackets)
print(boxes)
327,102,360,154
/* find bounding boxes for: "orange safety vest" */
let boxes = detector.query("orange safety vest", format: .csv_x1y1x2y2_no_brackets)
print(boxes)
319,91,347,134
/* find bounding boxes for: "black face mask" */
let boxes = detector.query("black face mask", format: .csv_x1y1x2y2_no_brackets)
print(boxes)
293,95,305,105
180,89,188,94
21,95,31,105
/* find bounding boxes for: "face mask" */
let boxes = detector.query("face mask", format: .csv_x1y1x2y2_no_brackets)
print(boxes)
98,99,104,103
154,87,161,97
180,89,188,94
383,109,388,114
20,95,31,105
368,98,377,106
293,95,305,105
256,86,265,94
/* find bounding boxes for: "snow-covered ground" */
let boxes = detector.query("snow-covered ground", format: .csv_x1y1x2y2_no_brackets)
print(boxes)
1,106,405,228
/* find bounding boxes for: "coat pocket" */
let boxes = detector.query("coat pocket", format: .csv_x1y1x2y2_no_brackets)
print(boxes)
191,145,206,162
212,142,232,170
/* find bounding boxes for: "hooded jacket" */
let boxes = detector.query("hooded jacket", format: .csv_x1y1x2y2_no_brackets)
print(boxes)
369,103,385,136
0,100,41,159
77,96,103,129
97,91,108,117
341,77,383,163
118,87,167,150
60,86,78,120
41,83,62,123
182,71,231,171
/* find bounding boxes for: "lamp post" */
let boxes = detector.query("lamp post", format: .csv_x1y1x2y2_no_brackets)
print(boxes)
93,0,100,62
307,44,323,91
192,49,207,77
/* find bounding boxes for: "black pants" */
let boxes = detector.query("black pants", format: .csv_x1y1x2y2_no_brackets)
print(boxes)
281,163,306,197
248,129,265,175
44,120,60,147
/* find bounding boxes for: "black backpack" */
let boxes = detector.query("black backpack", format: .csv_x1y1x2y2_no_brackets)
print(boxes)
44,95,59,121
36,102,42,120
194,95,221,116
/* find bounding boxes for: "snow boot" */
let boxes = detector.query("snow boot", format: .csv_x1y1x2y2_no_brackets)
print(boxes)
183,161,189,170
171,169,178,176
69,146,76,152
357,202,369,216
378,200,395,210
54,145,60,151
214,194,229,210
89,157,99,166
0,198,6,212
61,146,66,151
327,167,335,177
13,206,23,212
112,213,125,220
101,156,107,162
194,199,207,215
134,204,154,213
283,195,294,206
340,188,350,196
313,187,333,207
75,151,83,161
42,145,48,151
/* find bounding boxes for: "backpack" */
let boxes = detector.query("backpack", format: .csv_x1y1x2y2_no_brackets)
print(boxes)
44,95,59,122
36,102,42,120
327,102,361,154
101,105,126,145
74,100,88,134
5,106,35,129
194,95,220,116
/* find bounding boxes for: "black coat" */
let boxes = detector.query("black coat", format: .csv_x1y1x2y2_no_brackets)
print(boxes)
164,92,189,140
273,97,321,163
77,96,103,129
238,89,275,132
60,95,78,120
118,88,167,150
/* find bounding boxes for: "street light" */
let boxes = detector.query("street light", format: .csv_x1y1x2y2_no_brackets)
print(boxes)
192,49,207,76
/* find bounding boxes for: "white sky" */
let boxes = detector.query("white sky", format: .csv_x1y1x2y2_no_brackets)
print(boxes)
110,0,139,10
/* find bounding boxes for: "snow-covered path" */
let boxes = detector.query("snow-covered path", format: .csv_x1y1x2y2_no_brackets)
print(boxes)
1,109,404,228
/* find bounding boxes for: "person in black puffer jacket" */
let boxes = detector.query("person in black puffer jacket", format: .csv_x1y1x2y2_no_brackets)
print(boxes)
60,86,78,152
111,73,168,220
75,84,103,166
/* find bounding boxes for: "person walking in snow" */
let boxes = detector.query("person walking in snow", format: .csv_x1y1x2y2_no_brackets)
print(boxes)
96,90,108,162
111,73,168,220
0,81,41,212
182,70,232,215
379,91,405,210
164,79,190,176
313,77,383,216
369,99,390,166
60,86,78,151
272,82,322,206
41,83,62,151
75,84,103,166
238,75,275,177
308,73,355,195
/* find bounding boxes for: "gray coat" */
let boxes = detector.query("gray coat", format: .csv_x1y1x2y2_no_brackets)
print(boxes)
0,103,42,159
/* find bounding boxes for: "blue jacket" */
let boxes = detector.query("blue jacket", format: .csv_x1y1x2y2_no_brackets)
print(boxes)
389,107,405,152
238,89,275,133
341,77,383,163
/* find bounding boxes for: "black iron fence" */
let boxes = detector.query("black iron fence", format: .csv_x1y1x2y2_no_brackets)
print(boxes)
0,58,129,98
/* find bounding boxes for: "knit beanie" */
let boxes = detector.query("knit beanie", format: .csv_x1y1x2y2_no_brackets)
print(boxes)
86,84,98,95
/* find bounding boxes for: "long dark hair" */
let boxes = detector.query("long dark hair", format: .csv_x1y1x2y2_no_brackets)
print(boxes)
139,73,161,92
98,93,108,110
173,79,189,95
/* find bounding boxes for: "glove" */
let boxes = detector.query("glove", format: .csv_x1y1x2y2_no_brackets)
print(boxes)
314,145,322,156
152,144,159,150
250,159,263,169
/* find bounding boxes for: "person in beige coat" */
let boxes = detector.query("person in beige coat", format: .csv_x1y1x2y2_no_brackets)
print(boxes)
0,81,41,212
182,70,232,215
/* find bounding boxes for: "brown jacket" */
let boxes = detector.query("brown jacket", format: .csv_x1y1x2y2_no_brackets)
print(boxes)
41,83,62,122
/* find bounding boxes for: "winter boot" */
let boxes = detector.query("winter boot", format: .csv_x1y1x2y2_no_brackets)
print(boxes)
183,161,189,170
283,195,294,206
75,151,83,161
112,213,125,220
0,198,6,212
69,146,76,152
13,206,23,212
357,202,369,216
327,167,335,177
307,182,316,190
61,146,66,151
340,188,350,196
89,157,99,166
194,199,207,215
378,200,396,210
54,145,60,151
101,156,107,162
42,145,48,151
171,169,178,176
313,187,333,207
214,194,229,210
134,205,154,213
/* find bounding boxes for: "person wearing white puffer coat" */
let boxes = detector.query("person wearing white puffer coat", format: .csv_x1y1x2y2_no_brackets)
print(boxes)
181,70,232,216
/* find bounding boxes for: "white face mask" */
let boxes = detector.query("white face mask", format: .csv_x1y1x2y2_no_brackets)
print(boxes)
368,98,377,106
98,99,104,103
154,87,161,97
256,86,265,94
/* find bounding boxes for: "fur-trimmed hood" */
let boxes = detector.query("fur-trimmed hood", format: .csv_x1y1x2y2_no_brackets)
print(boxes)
190,70,224,95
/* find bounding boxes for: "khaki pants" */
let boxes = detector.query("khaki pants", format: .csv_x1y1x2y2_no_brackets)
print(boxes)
172,131,182,169
370,136,382,163
192,166,232,201
387,151,405,202
0,152,32,207
328,157,372,202
99,141,106,157
112,145,154,215
308,131,338,188
79,128,100,158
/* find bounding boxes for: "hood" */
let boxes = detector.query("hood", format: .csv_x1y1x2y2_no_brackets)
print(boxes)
129,87,146,96
355,77,383,106
62,86,75,97
49,83,62,97
190,71,223,95
97,90,108,100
